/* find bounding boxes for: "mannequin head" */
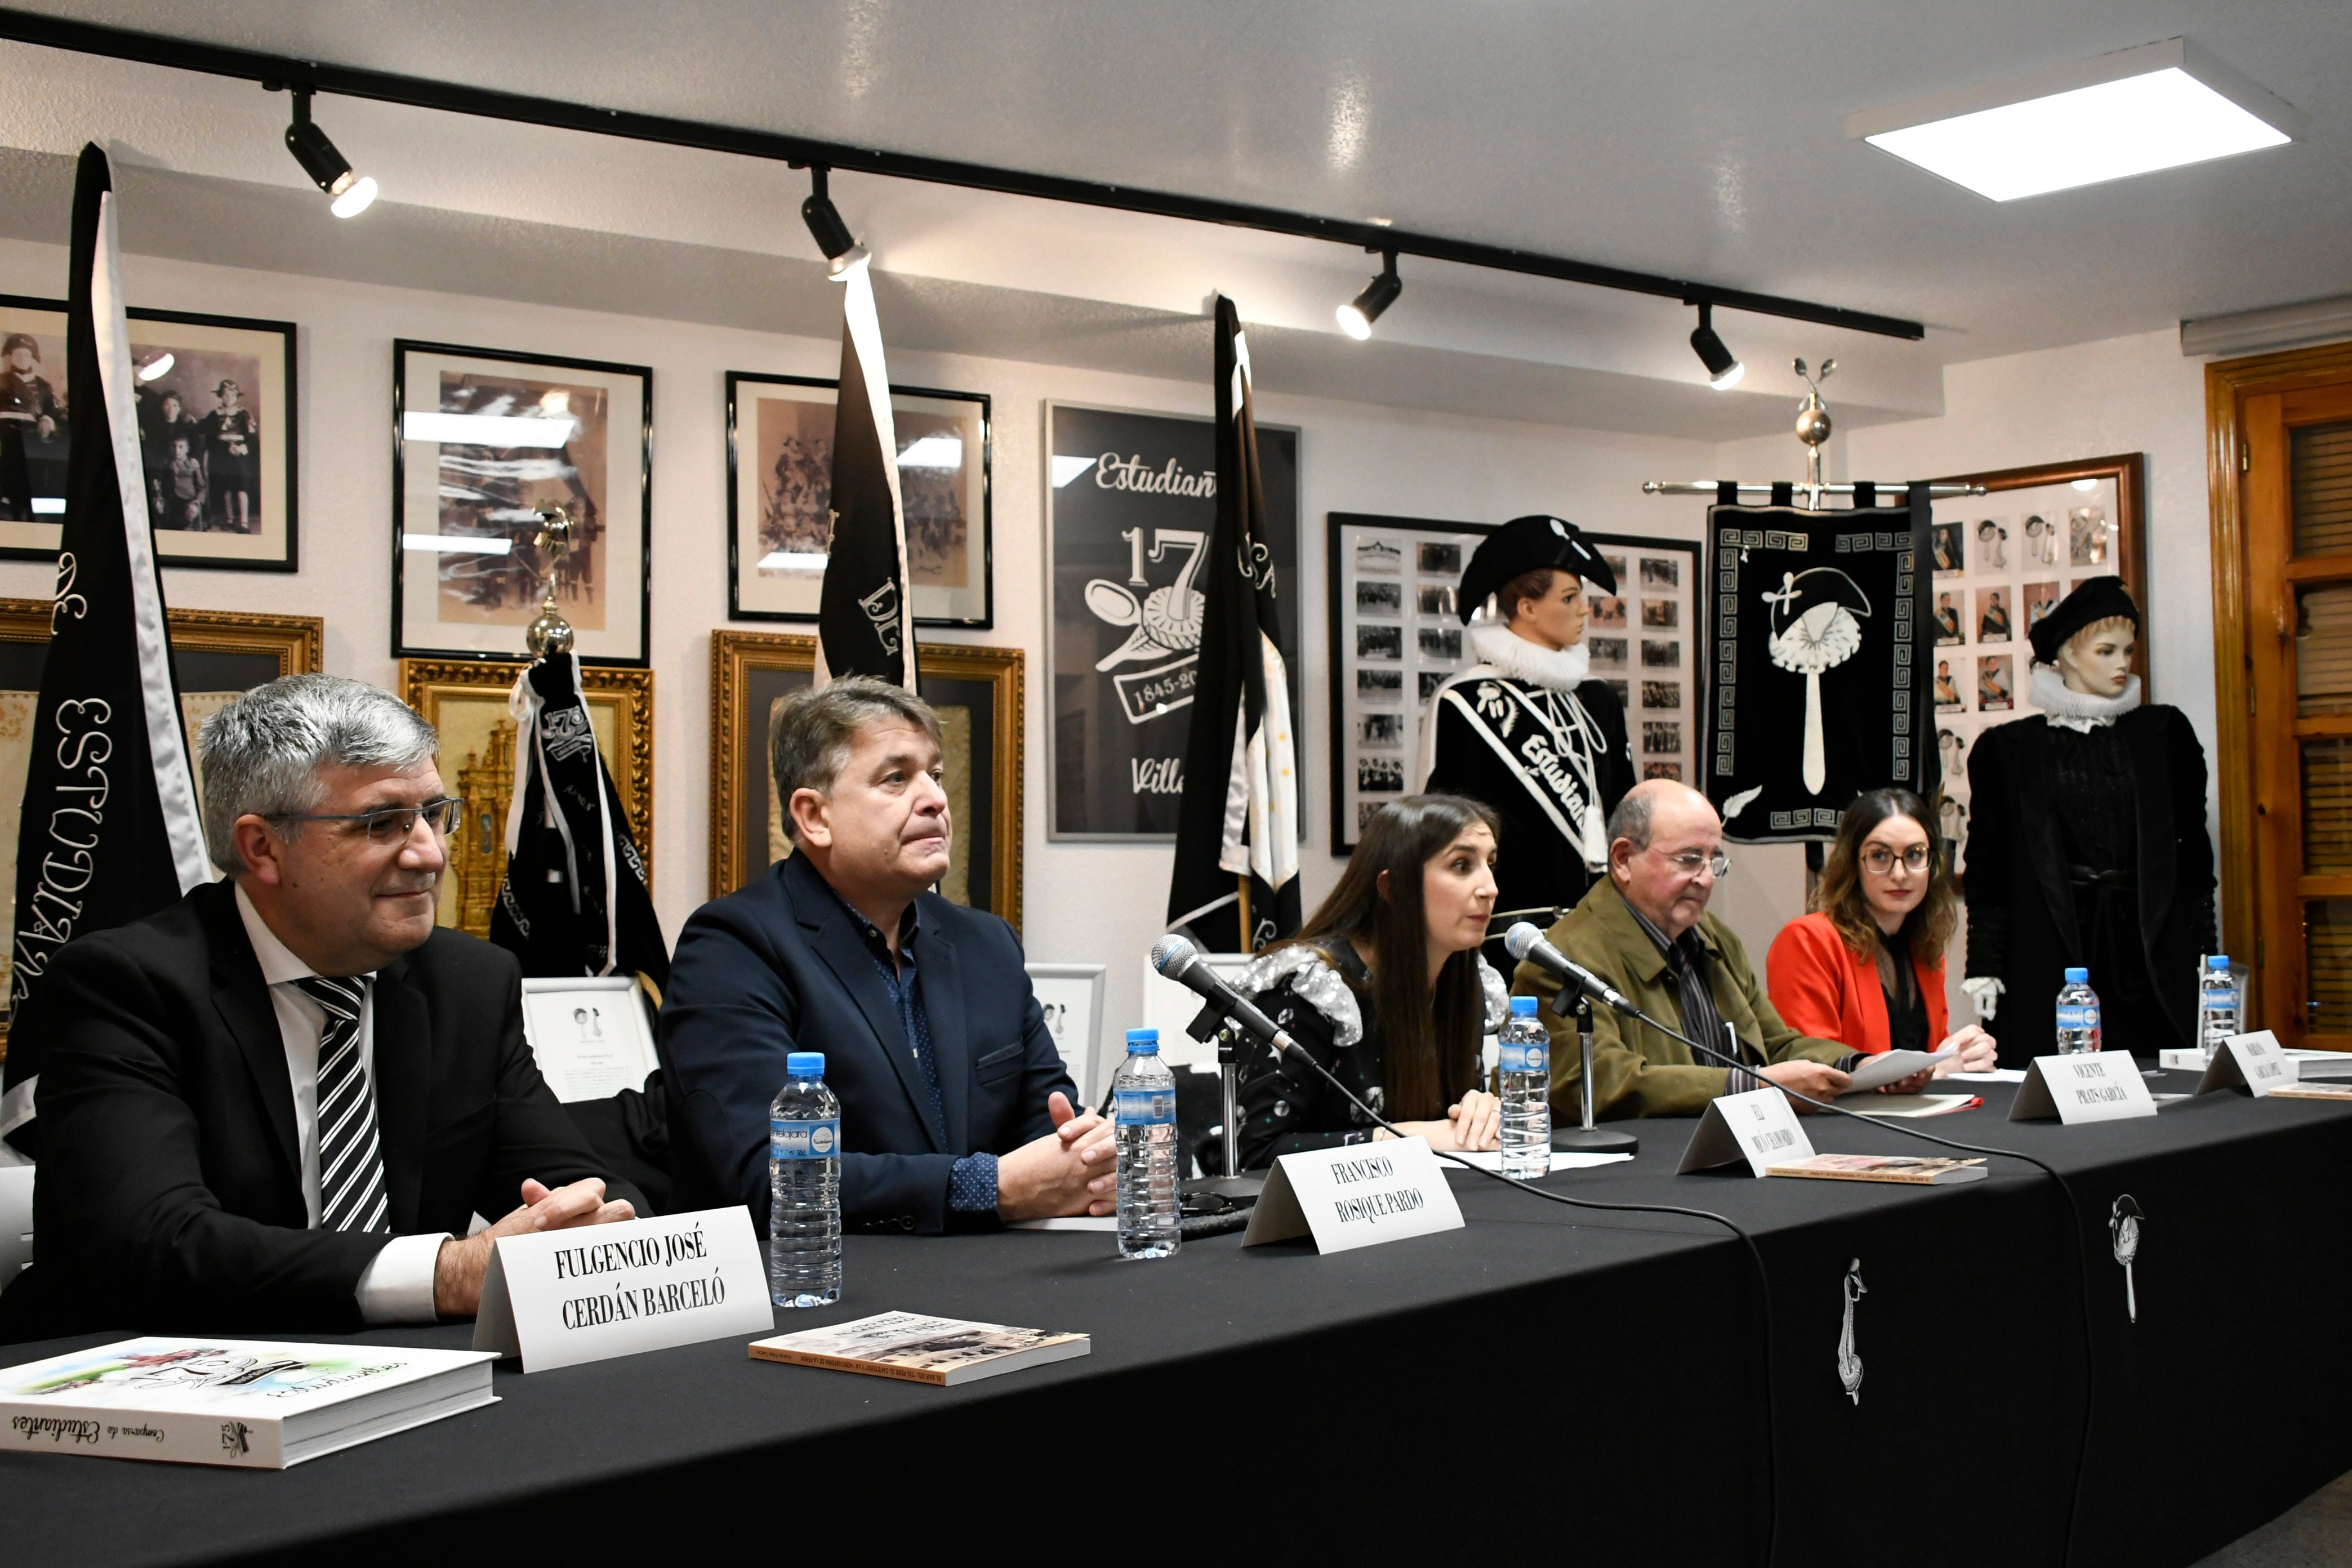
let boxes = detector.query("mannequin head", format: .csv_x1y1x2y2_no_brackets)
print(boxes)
2056,616,2135,697
1498,568,1589,652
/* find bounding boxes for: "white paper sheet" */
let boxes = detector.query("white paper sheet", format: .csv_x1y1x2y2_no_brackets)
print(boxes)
1949,1069,2028,1083
1841,1047,1956,1093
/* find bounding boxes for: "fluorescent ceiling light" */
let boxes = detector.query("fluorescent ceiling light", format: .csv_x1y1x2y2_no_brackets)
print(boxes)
897,435,963,470
1849,38,2300,202
1050,456,1097,488
402,411,575,447
756,550,830,572
30,497,62,515
403,533,513,555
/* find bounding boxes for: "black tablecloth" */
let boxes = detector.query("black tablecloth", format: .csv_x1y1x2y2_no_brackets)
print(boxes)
4,1072,2348,1567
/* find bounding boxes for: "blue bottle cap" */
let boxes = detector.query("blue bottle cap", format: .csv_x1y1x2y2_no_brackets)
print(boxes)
786,1051,825,1077
2064,967,2088,984
1509,996,1539,1017
1126,1028,1160,1054
2207,955,2232,970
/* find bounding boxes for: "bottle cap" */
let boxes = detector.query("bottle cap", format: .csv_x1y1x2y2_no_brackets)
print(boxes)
2207,955,2232,970
1509,996,1539,1017
786,1051,825,1077
2064,967,2088,984
1126,1028,1160,1054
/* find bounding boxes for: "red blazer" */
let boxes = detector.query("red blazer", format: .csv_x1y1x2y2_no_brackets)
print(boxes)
1765,912,1949,1056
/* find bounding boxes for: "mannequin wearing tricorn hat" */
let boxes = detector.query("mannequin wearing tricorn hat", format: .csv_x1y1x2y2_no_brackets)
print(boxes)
0,329,61,523
1418,515,1634,941
1960,577,2215,1066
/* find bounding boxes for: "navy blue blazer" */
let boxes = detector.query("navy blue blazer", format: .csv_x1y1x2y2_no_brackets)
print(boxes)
657,852,1075,1235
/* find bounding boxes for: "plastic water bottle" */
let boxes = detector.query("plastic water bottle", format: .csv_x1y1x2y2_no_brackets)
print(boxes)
2054,968,2102,1055
768,1050,842,1307
1498,996,1552,1178
2198,955,2240,1061
1112,1028,1181,1260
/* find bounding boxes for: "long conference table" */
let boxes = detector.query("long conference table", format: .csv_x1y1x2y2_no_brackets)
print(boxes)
3,1068,2349,1566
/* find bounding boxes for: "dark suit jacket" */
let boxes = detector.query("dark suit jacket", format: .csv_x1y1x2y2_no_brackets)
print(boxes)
658,853,1075,1236
0,880,642,1341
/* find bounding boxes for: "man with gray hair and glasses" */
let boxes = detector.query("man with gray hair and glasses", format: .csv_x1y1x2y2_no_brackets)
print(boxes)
0,674,640,1341
1512,777,1860,1119
660,676,1113,1235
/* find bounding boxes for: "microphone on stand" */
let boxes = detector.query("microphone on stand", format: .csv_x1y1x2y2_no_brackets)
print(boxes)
1501,923,1637,1156
1147,933,1287,1209
1504,923,1640,1018
1148,934,1303,1061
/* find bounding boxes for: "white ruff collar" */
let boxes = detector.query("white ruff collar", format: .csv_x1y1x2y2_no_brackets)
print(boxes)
2032,665,2141,732
1468,622,1591,689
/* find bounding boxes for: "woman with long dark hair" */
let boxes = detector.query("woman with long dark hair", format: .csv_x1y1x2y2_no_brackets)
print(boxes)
1233,794,1511,1168
1765,787,1997,1077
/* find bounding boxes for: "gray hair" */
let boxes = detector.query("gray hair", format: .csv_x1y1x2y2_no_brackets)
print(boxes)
770,676,942,843
1606,789,1656,852
198,674,439,873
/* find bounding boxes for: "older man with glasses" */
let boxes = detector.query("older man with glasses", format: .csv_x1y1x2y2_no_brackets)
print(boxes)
1512,778,1860,1119
0,674,641,1342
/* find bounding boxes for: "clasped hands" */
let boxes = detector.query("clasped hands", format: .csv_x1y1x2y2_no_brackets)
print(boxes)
434,1177,635,1318
996,1091,1119,1220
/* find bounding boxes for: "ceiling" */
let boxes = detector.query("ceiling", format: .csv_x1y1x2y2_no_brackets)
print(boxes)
0,0,2344,437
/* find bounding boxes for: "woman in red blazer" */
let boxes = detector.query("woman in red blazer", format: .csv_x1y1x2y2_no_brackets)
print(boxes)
1767,788,1998,1074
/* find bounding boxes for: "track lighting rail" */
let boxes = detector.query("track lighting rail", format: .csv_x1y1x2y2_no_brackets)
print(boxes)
0,7,1927,342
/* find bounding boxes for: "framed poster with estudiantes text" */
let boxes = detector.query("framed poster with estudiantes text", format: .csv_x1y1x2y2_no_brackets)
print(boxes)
391,340,651,666
725,372,992,627
0,294,297,571
709,631,1023,929
1043,402,1300,840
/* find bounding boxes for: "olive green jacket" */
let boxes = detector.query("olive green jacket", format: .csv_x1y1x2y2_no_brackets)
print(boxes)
1512,877,1849,1118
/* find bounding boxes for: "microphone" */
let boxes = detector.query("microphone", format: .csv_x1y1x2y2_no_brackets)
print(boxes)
1148,933,1301,1058
1504,922,1638,1018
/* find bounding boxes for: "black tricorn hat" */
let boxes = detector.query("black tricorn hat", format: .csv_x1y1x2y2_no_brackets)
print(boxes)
1456,514,1615,624
2028,576,2139,665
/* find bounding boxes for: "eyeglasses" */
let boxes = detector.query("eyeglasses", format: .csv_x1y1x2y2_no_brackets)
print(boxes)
268,796,462,845
1652,848,1732,880
1860,844,1934,876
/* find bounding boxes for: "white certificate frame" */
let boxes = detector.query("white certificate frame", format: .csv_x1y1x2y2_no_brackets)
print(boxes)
1025,962,1108,1102
518,977,658,1103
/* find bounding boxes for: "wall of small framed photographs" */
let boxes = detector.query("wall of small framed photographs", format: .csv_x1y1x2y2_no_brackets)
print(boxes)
1925,454,2146,868
1325,513,1701,854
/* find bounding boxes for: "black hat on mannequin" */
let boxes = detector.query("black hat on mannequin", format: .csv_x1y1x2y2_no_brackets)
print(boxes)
1456,515,1616,625
2027,576,2140,665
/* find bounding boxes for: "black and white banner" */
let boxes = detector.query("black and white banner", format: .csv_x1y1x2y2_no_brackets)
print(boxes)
1707,488,1939,843
814,264,917,691
491,653,669,991
2,146,211,1153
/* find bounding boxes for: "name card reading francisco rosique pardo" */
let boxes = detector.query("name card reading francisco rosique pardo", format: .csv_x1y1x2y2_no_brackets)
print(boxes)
1243,1137,1465,1253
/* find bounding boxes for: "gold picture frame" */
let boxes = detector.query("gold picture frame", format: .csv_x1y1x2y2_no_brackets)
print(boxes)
709,632,1023,931
398,658,654,939
0,602,323,1058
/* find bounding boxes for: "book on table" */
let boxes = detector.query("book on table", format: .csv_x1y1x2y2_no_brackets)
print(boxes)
0,1337,498,1468
2265,1080,2352,1101
750,1311,1089,1386
1766,1153,1990,1185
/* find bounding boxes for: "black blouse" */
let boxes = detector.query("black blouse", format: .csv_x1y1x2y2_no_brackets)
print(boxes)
1880,930,1930,1056
1236,945,1388,1170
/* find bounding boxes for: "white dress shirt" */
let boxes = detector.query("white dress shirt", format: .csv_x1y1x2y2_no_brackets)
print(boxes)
234,884,447,1323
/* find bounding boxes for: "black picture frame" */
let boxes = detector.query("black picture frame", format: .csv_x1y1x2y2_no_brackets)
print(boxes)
724,372,994,628
391,339,653,667
0,292,299,572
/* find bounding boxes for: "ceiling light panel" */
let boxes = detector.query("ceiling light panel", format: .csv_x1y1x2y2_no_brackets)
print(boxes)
1850,38,2300,202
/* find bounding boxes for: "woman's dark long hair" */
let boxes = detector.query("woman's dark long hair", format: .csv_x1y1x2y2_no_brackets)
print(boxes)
1812,787,1959,958
1275,793,1499,1120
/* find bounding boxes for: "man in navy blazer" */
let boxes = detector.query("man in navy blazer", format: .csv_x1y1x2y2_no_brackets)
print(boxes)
660,678,1113,1234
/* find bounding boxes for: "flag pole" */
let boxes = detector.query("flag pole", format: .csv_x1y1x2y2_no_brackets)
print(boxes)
1235,875,1252,953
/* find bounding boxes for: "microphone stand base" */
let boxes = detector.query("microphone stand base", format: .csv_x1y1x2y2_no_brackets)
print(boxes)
1182,1173,1263,1213
1553,1126,1640,1156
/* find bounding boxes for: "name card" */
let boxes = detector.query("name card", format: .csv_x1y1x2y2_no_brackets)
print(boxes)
2198,1030,2292,1098
2008,1053,2158,1124
1242,1137,1465,1254
1678,1085,1815,1176
473,1206,774,1373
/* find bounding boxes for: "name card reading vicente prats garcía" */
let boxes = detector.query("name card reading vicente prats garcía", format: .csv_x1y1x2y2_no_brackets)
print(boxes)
473,1207,774,1373
1242,1137,1464,1254
2008,1053,2159,1124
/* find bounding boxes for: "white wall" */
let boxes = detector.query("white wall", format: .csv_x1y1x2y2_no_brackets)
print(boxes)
0,236,1723,1083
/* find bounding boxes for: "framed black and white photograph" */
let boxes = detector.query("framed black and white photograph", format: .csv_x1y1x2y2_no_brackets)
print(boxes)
725,372,992,627
0,295,297,571
1043,402,1300,840
393,340,651,665
1024,962,1107,1100
1591,533,1702,812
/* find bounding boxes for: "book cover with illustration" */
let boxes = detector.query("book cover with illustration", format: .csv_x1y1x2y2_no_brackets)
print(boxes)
750,1311,1089,1386
1767,1153,1990,1185
0,1337,497,1468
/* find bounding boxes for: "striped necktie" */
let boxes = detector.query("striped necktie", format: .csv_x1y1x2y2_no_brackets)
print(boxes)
296,975,390,1235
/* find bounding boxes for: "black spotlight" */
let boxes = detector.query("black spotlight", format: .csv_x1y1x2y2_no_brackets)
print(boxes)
1337,249,1401,340
1689,302,1744,389
801,166,869,278
282,88,377,218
